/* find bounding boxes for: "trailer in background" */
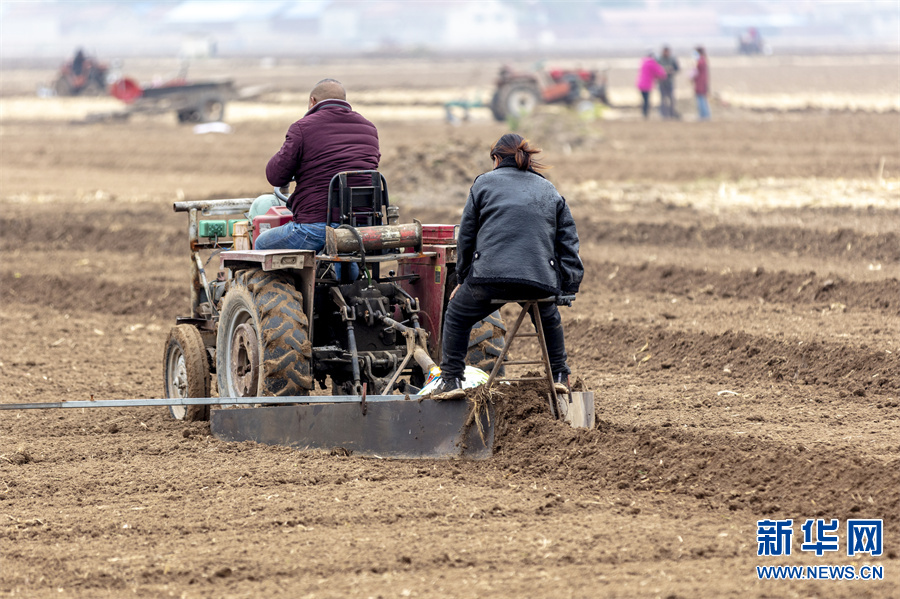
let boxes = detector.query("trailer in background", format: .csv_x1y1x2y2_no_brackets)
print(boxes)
108,76,235,123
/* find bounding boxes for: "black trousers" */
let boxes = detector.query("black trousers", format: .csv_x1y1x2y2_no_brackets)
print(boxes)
440,282,569,381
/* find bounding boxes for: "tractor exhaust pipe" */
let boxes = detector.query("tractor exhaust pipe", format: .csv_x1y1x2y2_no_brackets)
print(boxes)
325,222,422,254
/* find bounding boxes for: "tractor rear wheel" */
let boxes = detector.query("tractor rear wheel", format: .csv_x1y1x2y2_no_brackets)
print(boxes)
489,90,505,122
176,95,225,123
497,83,540,120
443,270,508,375
466,310,507,376
216,269,312,398
163,324,211,421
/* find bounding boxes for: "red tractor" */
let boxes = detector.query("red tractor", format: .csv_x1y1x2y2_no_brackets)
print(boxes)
490,64,610,121
53,50,109,96
165,173,508,434
737,27,767,55
0,172,593,459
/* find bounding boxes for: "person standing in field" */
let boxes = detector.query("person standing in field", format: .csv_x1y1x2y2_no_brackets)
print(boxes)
657,45,680,119
636,51,668,119
691,46,710,120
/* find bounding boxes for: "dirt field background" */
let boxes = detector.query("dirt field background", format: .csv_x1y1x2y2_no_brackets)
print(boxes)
1,54,899,598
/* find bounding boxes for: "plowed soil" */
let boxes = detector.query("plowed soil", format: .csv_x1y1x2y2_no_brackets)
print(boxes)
1,55,899,598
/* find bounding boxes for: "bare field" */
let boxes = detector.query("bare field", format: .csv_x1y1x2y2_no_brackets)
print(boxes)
1,55,899,598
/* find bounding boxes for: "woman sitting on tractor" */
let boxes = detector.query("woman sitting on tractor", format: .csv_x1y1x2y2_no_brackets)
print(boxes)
434,133,584,399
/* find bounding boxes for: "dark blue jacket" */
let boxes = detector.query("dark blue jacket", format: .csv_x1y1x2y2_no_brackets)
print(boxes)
456,162,583,295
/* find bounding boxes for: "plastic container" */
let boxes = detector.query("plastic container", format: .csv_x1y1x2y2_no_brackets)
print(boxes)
198,220,227,238
252,206,293,243
227,219,247,236
421,224,458,245
232,221,251,250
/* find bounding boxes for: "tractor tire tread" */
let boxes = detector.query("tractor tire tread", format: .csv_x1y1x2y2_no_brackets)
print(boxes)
466,309,507,375
250,272,313,396
482,312,507,331
218,269,312,398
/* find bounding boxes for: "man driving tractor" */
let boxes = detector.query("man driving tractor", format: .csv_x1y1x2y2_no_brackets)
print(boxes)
256,78,380,254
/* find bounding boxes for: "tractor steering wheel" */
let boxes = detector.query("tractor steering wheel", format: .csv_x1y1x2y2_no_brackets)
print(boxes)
273,183,292,203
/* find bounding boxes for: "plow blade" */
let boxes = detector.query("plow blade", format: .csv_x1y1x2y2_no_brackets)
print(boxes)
211,397,494,459
0,392,596,458
556,391,595,429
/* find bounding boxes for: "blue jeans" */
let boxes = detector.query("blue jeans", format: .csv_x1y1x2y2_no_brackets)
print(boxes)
440,282,569,381
254,222,358,279
696,94,710,120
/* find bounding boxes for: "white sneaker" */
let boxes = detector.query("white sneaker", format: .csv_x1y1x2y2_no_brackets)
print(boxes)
553,373,570,395
433,377,465,401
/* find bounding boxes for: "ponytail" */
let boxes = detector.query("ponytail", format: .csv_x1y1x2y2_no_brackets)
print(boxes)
490,133,547,173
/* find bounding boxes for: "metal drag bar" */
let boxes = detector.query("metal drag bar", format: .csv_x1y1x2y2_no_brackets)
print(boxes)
173,198,255,213
0,395,425,411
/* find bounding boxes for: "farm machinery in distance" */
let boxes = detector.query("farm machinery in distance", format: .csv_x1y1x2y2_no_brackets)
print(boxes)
108,75,234,123
50,52,233,123
490,64,611,122
52,50,110,96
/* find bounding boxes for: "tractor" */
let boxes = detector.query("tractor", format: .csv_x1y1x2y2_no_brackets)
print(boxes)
737,27,768,55
53,50,109,96
164,173,508,437
0,172,593,458
490,64,610,122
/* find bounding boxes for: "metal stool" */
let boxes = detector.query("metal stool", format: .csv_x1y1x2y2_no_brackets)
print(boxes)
483,297,568,419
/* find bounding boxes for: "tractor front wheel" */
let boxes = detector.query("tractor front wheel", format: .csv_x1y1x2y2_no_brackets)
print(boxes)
489,90,505,122
216,269,312,399
53,76,73,97
163,324,211,421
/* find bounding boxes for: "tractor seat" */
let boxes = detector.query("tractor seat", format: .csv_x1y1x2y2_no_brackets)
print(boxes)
326,171,389,228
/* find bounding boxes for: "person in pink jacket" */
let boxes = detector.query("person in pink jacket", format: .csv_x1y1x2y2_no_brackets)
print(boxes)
636,52,668,119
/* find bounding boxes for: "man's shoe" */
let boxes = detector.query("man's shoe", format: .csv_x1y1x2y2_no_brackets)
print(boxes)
552,372,570,395
433,377,465,401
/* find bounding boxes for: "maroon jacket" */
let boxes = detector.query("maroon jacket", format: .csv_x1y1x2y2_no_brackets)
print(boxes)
693,56,709,95
266,99,380,224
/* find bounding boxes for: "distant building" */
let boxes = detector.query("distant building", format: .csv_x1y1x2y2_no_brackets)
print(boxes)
0,0,896,59
319,1,517,52
444,1,517,49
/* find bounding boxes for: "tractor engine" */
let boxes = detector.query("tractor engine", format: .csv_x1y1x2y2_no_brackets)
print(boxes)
313,279,424,395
